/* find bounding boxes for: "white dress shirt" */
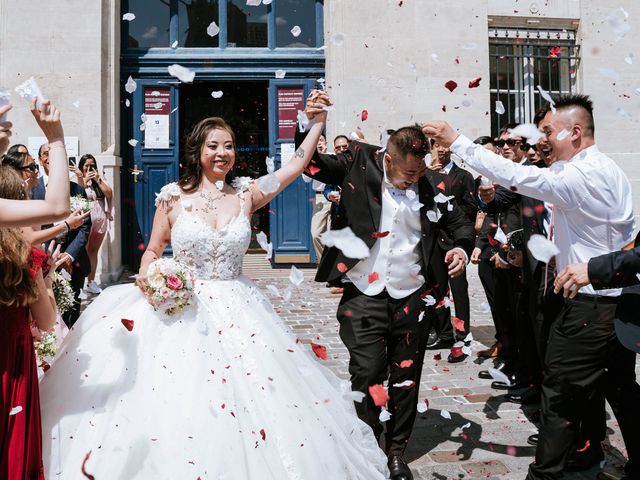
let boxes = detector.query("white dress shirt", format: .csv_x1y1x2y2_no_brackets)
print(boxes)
451,136,635,296
440,161,454,175
347,169,424,299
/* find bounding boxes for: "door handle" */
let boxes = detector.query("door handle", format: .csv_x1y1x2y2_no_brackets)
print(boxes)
129,164,144,184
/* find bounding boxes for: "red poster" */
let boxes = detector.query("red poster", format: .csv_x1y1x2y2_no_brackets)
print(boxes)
277,88,305,139
144,87,171,115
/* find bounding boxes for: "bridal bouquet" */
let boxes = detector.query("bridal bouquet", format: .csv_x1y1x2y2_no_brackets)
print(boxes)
35,332,58,362
52,271,76,314
70,194,91,213
145,258,194,315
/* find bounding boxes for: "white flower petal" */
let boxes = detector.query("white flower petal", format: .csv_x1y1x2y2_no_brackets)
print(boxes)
527,234,559,263
320,227,370,259
417,400,428,413
434,193,455,204
488,367,511,386
265,156,275,174
494,226,507,245
440,410,451,420
495,100,505,115
128,139,138,147
122,12,136,21
211,90,224,99
9,406,23,416
171,40,178,49
206,21,220,37
379,409,392,422
508,124,545,144
291,26,301,37
275,69,287,79
422,295,436,306
168,64,195,83
289,265,304,287
343,390,366,403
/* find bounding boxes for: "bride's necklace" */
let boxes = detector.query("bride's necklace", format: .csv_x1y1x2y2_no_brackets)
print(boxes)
199,181,226,213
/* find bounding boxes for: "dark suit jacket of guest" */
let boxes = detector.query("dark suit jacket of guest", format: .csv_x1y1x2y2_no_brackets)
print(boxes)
32,177,92,276
589,232,640,333
295,131,476,287
436,164,477,252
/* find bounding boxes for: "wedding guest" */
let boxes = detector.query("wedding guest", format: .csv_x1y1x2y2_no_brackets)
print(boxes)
0,99,71,227
2,144,39,191
78,154,114,294
32,155,91,328
299,99,475,480
0,166,57,480
427,141,477,362
424,94,640,480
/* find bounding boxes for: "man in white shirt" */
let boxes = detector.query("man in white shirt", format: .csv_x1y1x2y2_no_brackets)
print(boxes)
423,94,639,480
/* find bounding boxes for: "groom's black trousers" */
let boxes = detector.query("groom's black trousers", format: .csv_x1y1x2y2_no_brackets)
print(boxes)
337,283,431,456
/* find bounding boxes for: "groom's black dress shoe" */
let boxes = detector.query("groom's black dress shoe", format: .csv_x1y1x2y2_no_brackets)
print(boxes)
527,434,539,446
388,455,413,480
491,372,530,390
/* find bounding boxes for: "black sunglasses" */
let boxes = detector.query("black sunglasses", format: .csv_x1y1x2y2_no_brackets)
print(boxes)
495,138,522,148
19,163,40,173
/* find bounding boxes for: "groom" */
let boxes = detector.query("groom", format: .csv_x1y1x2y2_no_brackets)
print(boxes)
297,98,475,480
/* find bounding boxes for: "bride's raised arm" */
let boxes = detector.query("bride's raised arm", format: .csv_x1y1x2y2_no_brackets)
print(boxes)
249,90,331,212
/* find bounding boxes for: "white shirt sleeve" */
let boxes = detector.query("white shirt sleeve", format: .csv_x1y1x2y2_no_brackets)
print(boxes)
449,135,585,210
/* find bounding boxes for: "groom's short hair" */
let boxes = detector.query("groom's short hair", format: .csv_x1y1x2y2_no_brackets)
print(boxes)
387,126,431,161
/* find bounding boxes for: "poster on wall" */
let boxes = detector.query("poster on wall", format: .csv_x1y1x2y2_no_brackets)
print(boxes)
277,87,305,140
144,87,171,149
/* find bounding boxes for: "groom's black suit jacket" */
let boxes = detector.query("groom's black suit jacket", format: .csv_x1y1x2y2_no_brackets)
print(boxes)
296,133,475,287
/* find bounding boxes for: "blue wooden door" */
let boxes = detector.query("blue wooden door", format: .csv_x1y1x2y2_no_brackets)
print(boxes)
268,79,317,264
130,80,180,256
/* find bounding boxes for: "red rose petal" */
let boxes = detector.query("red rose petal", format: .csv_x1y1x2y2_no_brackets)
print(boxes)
399,359,414,368
260,428,266,441
576,440,590,453
403,305,409,315
337,262,348,273
361,110,368,121
81,451,96,480
433,353,442,361
305,164,321,176
468,77,482,88
310,341,328,360
121,319,134,331
549,46,561,58
368,384,390,407
371,231,390,239
368,272,379,284
444,80,458,92
452,316,465,332
441,104,447,112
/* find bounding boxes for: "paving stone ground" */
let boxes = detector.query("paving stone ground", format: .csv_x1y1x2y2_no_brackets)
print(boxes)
239,254,637,480
103,254,637,480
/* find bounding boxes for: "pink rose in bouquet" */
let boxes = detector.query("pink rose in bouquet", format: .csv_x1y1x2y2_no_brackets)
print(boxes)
166,274,183,291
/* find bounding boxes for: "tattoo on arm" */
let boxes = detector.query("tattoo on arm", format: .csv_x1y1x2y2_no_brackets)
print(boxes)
295,147,305,159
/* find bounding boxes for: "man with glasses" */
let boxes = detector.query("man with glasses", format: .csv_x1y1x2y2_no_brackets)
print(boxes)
33,142,92,328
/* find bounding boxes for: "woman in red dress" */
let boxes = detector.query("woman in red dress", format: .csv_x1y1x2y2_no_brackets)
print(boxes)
0,166,57,480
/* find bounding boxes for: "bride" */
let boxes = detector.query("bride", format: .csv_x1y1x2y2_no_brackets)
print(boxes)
39,91,389,479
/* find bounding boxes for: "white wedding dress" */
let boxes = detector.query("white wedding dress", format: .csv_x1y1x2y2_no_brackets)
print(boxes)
40,181,389,480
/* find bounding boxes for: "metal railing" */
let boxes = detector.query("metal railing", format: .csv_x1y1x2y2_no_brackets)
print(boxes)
489,28,580,136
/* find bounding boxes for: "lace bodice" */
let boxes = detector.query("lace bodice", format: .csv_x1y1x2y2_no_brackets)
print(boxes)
164,179,253,281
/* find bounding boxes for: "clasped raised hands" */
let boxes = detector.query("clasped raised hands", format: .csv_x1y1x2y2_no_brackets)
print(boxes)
304,89,332,123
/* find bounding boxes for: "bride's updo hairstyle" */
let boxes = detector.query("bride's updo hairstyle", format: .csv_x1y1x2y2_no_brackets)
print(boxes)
179,117,237,193
0,166,38,307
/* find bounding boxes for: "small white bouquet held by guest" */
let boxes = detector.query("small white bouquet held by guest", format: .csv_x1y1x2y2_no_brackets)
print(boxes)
35,332,58,363
51,271,76,314
143,258,194,315
69,194,91,213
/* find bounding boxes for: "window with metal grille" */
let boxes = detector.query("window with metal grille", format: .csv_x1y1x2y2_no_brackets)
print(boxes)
490,28,580,136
